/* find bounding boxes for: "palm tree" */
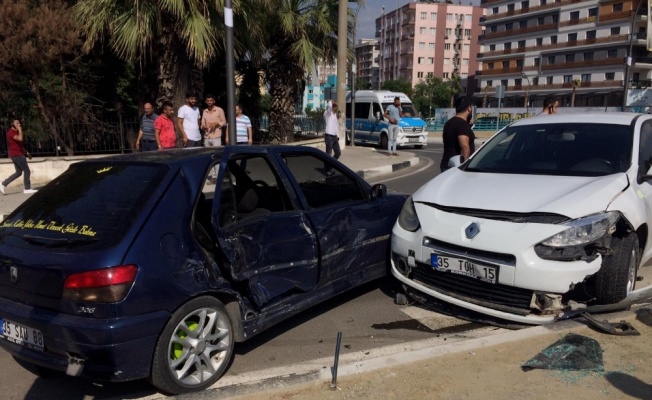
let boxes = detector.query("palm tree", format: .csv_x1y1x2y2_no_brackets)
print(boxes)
570,79,581,107
74,0,261,107
262,0,341,143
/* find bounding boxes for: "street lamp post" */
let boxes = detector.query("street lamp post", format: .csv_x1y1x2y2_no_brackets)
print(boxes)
623,0,644,111
349,2,362,147
521,72,531,116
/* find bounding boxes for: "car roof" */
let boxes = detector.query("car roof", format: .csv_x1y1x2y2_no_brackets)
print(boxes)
511,112,647,127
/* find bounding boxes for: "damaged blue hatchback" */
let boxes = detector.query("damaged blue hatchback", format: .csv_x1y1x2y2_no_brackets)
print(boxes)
0,146,405,394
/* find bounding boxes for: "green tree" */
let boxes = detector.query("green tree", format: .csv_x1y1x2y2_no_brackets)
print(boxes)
262,0,341,143
355,77,372,90
74,0,262,108
380,79,413,97
411,77,452,118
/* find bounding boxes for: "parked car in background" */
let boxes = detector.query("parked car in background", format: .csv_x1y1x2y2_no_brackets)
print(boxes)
0,146,405,394
392,113,652,325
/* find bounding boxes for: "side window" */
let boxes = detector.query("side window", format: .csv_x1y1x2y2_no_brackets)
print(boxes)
345,102,352,118
372,103,383,120
217,155,293,228
354,102,371,119
639,122,652,175
282,153,367,208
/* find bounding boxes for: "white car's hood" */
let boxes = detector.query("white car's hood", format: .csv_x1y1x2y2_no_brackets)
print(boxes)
414,171,629,219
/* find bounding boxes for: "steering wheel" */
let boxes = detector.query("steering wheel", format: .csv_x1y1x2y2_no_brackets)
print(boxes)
252,180,269,188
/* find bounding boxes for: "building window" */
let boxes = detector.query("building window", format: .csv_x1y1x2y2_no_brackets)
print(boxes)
445,28,452,36
463,44,469,51
570,11,579,20
490,44,496,51
417,71,424,78
492,7,499,14
444,58,451,64
568,33,577,42
521,1,529,9
534,57,540,66
608,49,617,58
538,17,545,26
490,26,497,33
462,58,469,66
563,75,572,83
443,72,449,78
430,28,436,35
429,42,435,50
507,4,515,11
428,57,434,64
445,43,451,50
516,59,523,67
420,27,426,34
419,42,425,49
465,14,472,22
581,74,591,83
547,55,555,64
589,8,598,17
515,78,522,86
464,29,471,36
431,12,437,20
533,77,539,85
427,72,433,77
506,22,513,30
613,3,623,12
552,14,558,23
501,79,508,86
488,62,494,69
584,52,594,61
487,80,493,86
566,54,575,63
519,20,527,28
502,61,509,69
547,76,553,84
536,37,543,46
518,40,526,48
541,0,546,4
504,42,512,50
606,72,615,80
611,27,621,35
418,57,425,64
550,35,557,44
446,13,453,20
587,30,596,39
421,12,427,20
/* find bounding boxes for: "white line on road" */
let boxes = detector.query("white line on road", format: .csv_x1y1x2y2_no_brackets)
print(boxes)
371,154,435,183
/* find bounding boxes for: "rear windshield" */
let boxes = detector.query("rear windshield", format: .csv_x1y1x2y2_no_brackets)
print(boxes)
0,163,168,250
464,123,633,177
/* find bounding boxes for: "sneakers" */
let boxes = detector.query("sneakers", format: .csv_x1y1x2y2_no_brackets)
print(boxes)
0,184,4,195
23,189,37,194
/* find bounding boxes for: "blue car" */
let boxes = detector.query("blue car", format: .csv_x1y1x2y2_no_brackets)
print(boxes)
0,146,405,394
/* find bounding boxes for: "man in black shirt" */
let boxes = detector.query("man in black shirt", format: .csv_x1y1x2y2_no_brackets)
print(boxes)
440,96,475,172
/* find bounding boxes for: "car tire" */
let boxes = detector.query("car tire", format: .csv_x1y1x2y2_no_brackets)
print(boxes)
594,233,639,305
379,133,388,150
414,145,423,149
149,296,234,394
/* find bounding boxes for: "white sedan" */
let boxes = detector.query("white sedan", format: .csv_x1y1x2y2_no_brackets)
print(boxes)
391,113,652,325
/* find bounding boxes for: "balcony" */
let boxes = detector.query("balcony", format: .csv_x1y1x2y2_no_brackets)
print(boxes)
481,0,590,23
401,33,415,42
598,10,634,25
558,15,597,28
540,57,624,71
375,30,381,38
478,80,623,93
477,34,629,59
481,66,527,76
482,22,557,40
400,47,414,55
401,17,415,26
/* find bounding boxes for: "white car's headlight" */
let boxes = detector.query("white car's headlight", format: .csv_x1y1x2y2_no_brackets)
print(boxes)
398,196,420,232
539,212,620,248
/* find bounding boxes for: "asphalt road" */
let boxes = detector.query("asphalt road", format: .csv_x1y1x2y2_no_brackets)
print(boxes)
2,144,476,400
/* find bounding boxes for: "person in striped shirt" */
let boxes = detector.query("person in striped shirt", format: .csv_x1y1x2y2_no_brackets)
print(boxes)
225,104,252,145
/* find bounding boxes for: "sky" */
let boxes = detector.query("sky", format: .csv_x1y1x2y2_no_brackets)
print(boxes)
356,0,482,40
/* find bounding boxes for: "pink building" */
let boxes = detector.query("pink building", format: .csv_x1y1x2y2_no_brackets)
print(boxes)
376,1,485,97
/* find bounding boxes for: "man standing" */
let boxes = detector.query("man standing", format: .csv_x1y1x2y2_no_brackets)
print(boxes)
1,119,36,194
155,102,178,150
440,96,475,172
201,94,226,147
323,100,341,159
177,92,202,147
135,102,158,151
226,104,252,145
384,96,404,156
540,96,559,115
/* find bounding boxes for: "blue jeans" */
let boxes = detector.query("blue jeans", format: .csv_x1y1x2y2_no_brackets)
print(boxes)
325,134,341,159
388,124,399,153
3,155,31,189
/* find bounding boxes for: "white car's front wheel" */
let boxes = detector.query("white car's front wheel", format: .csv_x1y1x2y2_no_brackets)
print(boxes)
594,233,639,304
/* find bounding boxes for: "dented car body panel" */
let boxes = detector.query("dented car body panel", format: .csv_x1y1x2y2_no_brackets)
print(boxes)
0,146,405,382
392,113,652,325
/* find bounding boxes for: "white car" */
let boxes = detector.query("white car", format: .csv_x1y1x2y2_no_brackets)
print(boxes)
391,113,652,325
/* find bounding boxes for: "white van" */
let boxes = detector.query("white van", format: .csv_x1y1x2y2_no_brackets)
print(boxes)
345,91,428,149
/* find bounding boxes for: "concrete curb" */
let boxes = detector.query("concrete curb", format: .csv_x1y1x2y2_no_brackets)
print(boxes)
356,156,420,179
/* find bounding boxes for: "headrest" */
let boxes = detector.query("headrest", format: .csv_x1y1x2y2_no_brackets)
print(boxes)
237,189,258,213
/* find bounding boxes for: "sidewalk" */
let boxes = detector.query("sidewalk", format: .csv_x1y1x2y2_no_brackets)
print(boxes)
226,307,652,400
0,145,420,220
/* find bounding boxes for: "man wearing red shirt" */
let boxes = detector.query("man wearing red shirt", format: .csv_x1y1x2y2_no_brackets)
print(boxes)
1,119,36,194
155,102,178,150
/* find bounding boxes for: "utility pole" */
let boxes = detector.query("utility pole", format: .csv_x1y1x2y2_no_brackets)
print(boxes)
336,0,348,150
622,0,644,111
225,0,236,144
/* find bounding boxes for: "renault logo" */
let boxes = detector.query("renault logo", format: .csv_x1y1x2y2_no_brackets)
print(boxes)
465,222,480,239
9,266,18,283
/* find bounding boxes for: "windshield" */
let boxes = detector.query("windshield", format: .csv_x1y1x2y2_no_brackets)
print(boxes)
464,123,633,177
0,163,168,250
382,103,417,118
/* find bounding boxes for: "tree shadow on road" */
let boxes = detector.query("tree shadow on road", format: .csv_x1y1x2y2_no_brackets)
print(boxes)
604,371,652,399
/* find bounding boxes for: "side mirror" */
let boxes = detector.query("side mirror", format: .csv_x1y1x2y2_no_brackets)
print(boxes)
448,155,463,168
371,183,387,199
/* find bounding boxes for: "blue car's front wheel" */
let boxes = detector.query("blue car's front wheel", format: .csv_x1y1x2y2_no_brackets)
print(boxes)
150,296,234,394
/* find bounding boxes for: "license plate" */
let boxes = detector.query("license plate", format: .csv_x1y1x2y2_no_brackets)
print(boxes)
430,253,498,284
0,318,44,351
408,138,420,143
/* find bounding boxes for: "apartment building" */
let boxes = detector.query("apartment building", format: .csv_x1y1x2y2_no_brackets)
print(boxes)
478,0,649,108
375,1,484,97
354,39,381,89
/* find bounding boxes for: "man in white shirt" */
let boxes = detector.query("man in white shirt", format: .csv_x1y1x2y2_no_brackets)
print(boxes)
323,100,341,159
176,92,202,147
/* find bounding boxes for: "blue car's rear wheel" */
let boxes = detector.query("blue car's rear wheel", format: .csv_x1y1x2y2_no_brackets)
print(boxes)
150,296,234,394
